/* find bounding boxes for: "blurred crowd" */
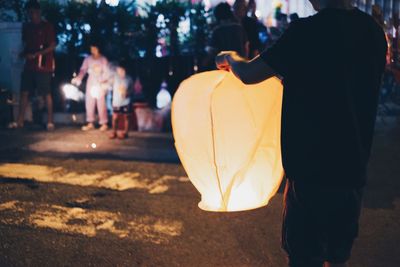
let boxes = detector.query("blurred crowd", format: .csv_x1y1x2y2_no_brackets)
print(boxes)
202,0,299,69
5,0,399,135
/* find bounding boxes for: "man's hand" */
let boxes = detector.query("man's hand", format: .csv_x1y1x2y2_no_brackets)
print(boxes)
215,51,238,71
216,51,276,85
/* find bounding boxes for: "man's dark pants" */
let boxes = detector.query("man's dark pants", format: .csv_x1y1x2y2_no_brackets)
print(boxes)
282,178,363,267
21,70,52,96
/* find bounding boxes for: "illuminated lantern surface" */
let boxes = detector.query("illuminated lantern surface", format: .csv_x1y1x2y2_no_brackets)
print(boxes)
172,70,284,212
62,84,84,102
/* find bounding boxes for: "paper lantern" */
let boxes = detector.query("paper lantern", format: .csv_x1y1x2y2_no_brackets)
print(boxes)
172,70,284,212
62,83,84,102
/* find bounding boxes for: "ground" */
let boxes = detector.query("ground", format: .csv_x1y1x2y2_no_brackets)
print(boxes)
0,119,399,267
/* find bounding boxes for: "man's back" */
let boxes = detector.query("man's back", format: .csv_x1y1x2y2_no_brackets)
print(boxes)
261,8,387,187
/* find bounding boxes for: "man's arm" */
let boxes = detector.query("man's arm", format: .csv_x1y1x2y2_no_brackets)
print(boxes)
25,43,56,60
215,51,276,84
35,42,56,56
216,20,302,84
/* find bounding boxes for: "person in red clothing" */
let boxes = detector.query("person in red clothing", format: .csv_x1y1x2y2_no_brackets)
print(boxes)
9,0,56,130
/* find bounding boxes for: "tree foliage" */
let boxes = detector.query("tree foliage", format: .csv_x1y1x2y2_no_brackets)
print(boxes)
0,0,211,59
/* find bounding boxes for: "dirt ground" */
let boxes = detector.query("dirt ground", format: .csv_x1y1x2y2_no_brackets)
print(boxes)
0,121,399,266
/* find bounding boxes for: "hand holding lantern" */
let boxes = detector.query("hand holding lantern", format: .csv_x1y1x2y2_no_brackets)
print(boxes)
215,51,242,71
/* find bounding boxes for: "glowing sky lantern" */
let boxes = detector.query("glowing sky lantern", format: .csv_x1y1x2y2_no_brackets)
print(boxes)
62,83,84,102
172,70,284,212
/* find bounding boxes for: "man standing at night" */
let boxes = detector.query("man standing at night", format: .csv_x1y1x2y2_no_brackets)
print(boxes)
216,0,387,266
9,0,56,130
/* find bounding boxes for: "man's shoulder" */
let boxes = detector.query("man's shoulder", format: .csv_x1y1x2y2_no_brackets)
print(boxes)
292,9,384,34
280,17,310,38
353,8,376,22
284,16,313,32
292,14,316,25
352,9,381,29
361,11,386,38
351,9,386,47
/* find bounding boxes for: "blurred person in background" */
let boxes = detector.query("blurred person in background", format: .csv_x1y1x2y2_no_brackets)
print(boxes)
72,39,110,131
203,2,249,69
233,0,262,58
247,0,257,19
9,0,56,131
268,12,289,47
108,61,132,139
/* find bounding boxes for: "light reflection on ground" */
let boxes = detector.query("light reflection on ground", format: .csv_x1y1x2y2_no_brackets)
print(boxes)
0,200,183,244
0,163,189,193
